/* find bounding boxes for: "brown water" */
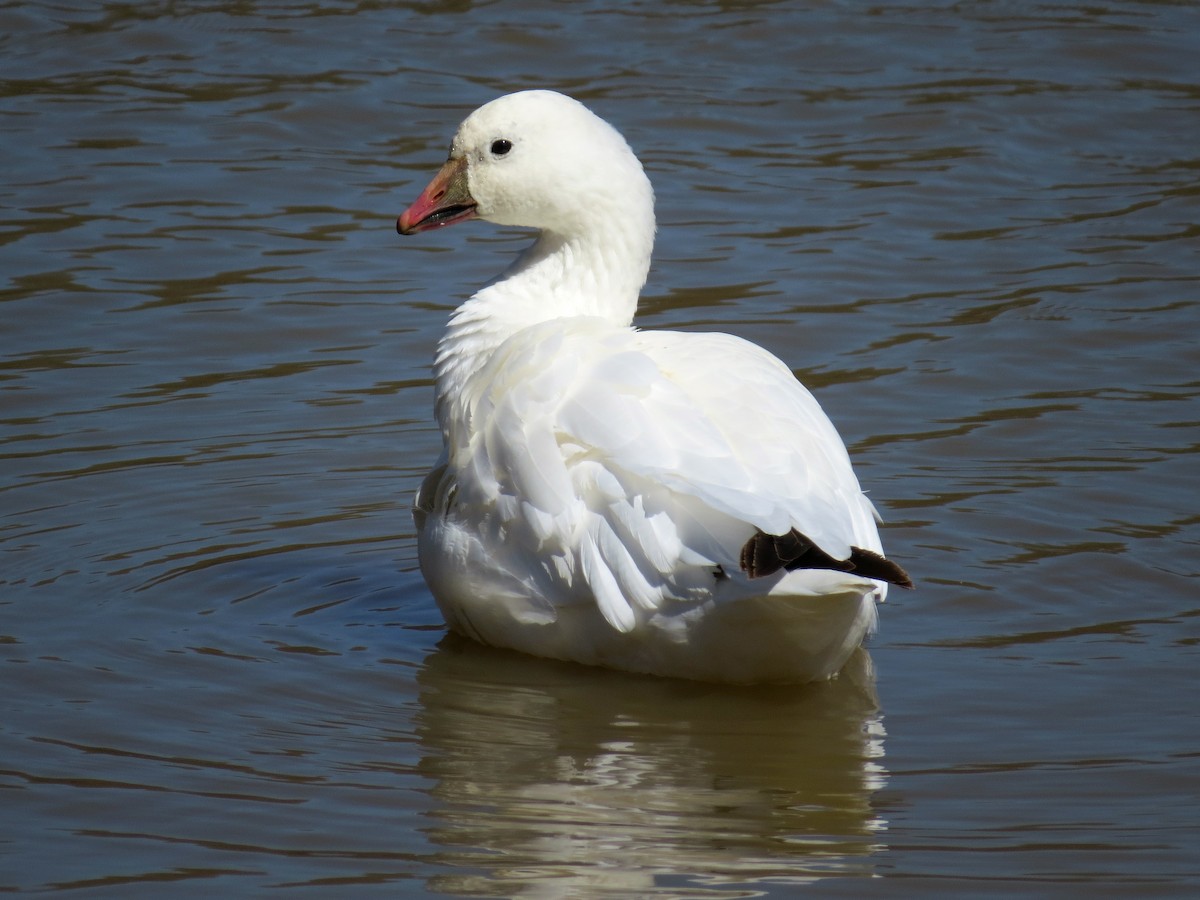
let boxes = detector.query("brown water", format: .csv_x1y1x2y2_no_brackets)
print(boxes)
3,1,1198,896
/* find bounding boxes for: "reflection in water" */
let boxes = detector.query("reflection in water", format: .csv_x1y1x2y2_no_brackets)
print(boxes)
415,639,887,896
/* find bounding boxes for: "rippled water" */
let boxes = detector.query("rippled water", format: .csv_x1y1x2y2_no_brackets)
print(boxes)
3,1,1198,896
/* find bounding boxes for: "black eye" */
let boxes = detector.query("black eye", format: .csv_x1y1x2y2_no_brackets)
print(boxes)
490,139,512,156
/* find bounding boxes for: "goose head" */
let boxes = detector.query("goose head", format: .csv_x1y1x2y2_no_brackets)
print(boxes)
397,90,654,242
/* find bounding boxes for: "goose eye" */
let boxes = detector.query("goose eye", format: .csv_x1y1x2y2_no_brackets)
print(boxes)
490,139,513,157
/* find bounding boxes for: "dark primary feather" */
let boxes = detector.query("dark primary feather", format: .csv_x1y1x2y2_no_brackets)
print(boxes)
740,528,913,588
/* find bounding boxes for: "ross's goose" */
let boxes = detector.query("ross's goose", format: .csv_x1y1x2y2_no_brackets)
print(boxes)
397,90,911,684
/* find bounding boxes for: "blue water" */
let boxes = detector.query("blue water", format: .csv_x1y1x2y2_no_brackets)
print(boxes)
2,1,1198,895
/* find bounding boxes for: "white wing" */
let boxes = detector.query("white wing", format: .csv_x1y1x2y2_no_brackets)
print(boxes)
452,320,883,632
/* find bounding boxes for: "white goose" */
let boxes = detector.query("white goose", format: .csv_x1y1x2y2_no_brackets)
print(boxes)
398,90,910,684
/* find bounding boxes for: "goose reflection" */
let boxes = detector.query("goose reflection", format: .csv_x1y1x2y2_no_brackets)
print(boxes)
415,639,888,895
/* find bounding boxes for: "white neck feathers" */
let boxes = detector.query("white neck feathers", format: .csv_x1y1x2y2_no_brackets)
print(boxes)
433,211,654,435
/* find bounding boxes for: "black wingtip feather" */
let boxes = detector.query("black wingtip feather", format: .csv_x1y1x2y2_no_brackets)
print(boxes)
739,527,913,589
848,546,914,589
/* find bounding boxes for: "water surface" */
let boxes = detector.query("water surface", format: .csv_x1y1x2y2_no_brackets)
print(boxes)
2,1,1198,896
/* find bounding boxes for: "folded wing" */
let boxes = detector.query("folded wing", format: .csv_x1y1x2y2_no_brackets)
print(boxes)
458,321,886,632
